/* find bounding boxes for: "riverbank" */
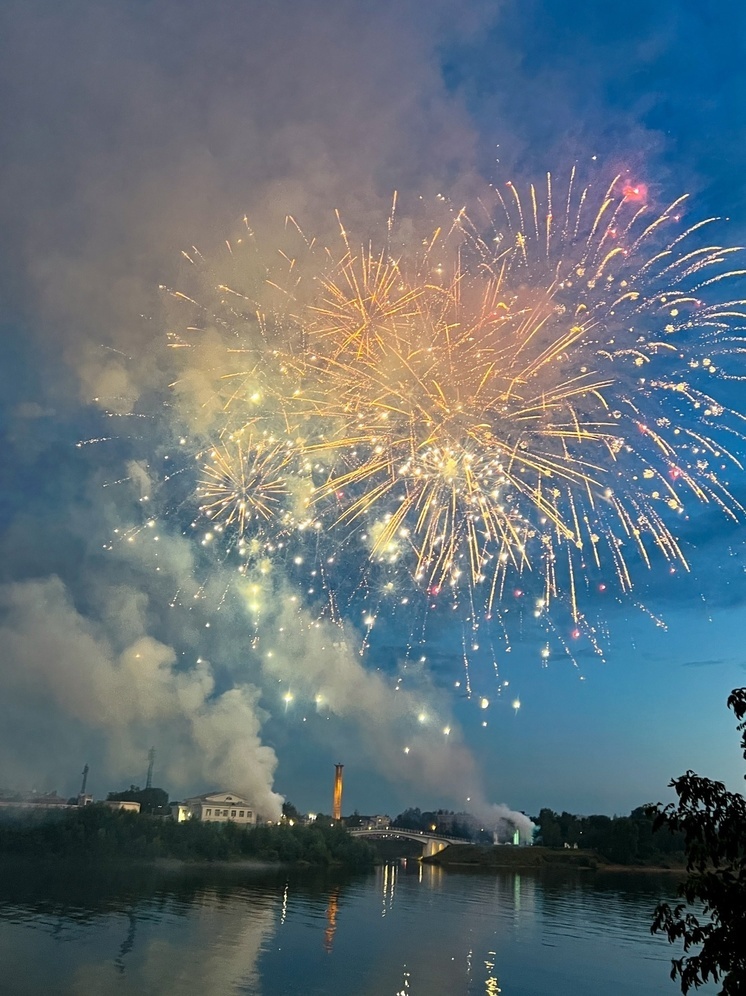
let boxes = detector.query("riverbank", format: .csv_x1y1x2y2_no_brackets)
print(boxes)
0,805,376,869
422,844,685,872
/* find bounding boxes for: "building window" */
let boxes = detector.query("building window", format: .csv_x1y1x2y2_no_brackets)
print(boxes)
231,810,237,818
205,809,211,816
239,810,245,818
223,810,229,816
247,812,252,820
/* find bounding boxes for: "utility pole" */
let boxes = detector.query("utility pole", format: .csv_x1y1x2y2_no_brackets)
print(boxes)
145,747,155,790
80,764,89,795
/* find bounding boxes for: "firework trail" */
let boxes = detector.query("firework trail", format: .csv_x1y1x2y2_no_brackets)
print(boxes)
158,170,746,677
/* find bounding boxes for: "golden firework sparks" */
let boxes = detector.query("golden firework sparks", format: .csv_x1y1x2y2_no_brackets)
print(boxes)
198,433,292,538
167,172,746,633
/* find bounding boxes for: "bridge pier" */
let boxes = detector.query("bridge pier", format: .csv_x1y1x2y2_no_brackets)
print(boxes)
422,838,448,858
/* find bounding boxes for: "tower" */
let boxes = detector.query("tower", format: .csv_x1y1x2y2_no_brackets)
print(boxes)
332,763,344,821
77,763,92,807
146,747,155,790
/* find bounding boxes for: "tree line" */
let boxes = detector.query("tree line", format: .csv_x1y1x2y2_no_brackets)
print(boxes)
391,808,493,842
390,805,685,866
533,806,685,866
0,805,375,868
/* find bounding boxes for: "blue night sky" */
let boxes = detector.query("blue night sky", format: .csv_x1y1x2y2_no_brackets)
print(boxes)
1,0,746,822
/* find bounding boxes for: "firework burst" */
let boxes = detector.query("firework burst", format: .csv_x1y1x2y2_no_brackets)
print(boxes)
198,433,294,540
163,169,746,667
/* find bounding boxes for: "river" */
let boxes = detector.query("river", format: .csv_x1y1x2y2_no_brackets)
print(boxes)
0,859,714,995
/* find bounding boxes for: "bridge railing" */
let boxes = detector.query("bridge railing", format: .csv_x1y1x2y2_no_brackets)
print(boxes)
347,828,474,845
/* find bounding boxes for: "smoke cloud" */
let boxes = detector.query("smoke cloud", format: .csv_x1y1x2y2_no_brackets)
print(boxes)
1,0,744,820
258,590,482,800
470,802,536,843
0,575,282,817
0,0,494,407
0,0,521,814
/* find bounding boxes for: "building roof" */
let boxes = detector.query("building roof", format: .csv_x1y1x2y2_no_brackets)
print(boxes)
184,791,253,806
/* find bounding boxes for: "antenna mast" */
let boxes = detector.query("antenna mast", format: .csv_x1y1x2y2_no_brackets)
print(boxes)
145,747,155,790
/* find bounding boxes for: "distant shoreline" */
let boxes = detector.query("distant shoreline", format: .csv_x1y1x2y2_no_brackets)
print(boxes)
421,844,685,873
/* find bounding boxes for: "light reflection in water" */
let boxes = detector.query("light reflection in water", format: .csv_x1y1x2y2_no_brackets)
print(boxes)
280,880,289,925
324,887,340,953
381,860,397,918
484,950,501,995
395,966,412,995
0,860,716,995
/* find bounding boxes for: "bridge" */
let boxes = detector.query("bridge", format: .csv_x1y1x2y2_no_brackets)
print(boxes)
348,827,475,858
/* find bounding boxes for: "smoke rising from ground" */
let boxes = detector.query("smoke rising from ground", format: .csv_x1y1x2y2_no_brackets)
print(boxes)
0,0,610,820
0,575,282,816
470,802,536,843
265,613,538,829
0,0,519,811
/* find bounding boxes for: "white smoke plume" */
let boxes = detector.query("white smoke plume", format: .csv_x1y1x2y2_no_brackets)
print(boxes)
0,576,282,818
249,583,493,808
0,0,494,408
0,0,532,818
469,801,536,843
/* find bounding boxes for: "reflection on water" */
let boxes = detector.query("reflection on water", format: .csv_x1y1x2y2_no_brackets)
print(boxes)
0,859,716,995
324,886,340,954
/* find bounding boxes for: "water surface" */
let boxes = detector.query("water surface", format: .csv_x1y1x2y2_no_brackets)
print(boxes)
0,860,712,995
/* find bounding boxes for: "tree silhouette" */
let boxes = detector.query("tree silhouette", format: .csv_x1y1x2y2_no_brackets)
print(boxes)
107,786,168,814
649,687,746,995
281,800,301,822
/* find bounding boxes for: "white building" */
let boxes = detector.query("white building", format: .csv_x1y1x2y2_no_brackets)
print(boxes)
170,791,256,825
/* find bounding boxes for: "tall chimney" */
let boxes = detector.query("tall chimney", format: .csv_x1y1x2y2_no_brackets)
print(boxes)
333,763,344,821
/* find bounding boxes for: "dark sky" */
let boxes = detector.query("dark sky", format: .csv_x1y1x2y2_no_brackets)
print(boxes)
1,0,746,820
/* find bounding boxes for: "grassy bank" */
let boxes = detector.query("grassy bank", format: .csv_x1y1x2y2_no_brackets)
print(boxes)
422,844,685,871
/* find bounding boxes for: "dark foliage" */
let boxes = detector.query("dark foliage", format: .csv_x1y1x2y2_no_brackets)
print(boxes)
531,806,685,866
391,808,492,842
648,687,746,995
344,811,365,828
392,807,425,831
281,800,301,822
0,806,375,869
394,804,685,857
106,786,169,814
